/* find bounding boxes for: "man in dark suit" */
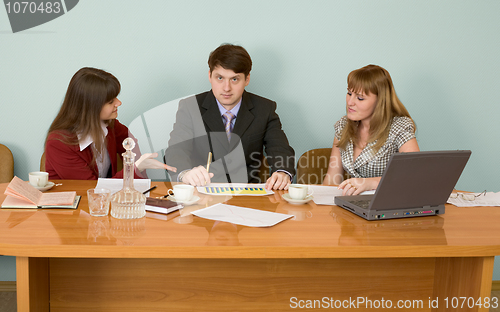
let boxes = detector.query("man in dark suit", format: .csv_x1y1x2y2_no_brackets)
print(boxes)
164,44,295,190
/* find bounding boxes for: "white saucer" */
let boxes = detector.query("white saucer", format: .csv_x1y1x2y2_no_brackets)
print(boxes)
167,195,200,206
33,181,55,192
282,193,313,205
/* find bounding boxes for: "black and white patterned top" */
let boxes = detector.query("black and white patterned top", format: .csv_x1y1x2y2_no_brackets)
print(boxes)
334,116,416,178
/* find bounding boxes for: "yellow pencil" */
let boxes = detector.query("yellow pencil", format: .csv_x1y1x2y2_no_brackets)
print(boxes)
206,152,212,172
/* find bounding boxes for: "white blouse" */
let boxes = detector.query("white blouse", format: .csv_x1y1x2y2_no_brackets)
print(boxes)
77,122,111,178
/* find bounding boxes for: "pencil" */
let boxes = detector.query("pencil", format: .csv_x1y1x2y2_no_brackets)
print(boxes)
206,152,212,172
142,185,157,194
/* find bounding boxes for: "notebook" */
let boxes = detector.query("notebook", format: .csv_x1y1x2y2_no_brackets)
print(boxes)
334,150,471,221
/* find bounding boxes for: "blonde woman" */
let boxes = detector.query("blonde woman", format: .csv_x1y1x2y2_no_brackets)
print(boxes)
323,65,419,195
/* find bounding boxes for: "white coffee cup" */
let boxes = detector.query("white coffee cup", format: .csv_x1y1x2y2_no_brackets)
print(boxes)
288,184,313,200
29,171,49,187
168,184,194,202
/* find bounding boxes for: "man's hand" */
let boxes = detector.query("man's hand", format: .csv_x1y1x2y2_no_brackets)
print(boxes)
265,171,291,190
135,153,177,172
181,165,214,186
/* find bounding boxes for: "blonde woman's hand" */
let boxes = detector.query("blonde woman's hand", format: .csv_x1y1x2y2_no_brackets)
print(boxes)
338,177,380,196
135,153,177,172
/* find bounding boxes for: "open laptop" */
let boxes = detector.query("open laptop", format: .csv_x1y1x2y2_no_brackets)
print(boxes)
334,150,471,221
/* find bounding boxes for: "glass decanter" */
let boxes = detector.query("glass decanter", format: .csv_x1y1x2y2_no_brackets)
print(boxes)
110,138,146,219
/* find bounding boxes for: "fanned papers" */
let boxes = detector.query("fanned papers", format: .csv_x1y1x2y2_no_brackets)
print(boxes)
197,183,274,196
447,191,500,207
1,176,78,209
192,203,293,227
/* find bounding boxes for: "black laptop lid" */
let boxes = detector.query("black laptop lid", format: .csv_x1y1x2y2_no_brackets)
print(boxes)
370,150,471,210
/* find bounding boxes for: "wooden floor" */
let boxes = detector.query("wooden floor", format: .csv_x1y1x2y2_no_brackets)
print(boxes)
1,290,499,311
0,291,16,312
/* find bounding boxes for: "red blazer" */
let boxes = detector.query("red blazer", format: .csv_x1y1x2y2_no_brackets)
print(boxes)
45,120,146,180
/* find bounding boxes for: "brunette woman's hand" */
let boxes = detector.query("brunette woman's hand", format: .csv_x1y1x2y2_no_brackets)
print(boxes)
135,153,177,172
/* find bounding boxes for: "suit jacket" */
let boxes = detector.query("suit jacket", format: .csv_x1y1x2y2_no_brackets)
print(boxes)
164,90,295,183
45,120,145,180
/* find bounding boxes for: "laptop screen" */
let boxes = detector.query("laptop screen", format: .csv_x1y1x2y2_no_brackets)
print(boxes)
370,150,471,210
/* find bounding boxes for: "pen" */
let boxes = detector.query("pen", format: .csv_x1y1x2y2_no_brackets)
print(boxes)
143,185,157,194
206,152,212,172
156,192,171,199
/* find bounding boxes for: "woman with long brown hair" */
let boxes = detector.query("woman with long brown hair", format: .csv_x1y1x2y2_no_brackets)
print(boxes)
45,67,175,179
323,65,419,195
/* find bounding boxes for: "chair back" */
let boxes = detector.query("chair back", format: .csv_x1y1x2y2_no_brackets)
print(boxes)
296,148,332,185
0,144,14,183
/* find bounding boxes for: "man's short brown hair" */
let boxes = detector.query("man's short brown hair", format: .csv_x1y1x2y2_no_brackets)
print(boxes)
208,44,252,77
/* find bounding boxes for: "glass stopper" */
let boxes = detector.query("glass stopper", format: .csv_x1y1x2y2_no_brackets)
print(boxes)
122,137,135,151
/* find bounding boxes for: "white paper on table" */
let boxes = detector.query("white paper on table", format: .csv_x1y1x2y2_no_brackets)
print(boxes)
308,185,375,205
197,183,274,196
447,191,500,207
192,203,293,227
96,178,151,195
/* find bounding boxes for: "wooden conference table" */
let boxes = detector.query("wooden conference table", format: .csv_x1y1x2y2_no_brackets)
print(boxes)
1,180,500,312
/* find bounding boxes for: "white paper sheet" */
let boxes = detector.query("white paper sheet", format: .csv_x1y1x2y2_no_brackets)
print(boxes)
197,183,274,196
192,203,293,227
96,178,151,195
447,191,500,207
308,185,375,205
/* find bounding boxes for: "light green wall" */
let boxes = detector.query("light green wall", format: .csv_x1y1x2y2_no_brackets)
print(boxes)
1,1,499,281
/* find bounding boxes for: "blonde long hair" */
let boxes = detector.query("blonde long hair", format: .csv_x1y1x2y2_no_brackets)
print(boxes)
337,65,415,152
45,67,120,159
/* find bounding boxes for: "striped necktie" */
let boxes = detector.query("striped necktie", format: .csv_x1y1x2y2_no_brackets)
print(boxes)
223,111,235,140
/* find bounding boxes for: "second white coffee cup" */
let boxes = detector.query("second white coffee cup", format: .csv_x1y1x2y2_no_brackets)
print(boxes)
288,184,313,200
168,184,194,202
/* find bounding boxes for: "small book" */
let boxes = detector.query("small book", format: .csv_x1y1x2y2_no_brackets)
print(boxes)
145,197,183,215
1,176,79,209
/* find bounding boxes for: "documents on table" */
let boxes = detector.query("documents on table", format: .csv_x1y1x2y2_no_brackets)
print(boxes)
308,185,343,205
96,178,151,195
197,183,274,196
447,191,500,207
308,185,375,205
192,203,293,227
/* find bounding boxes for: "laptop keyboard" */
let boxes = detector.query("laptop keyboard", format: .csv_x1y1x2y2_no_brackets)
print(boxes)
349,200,371,209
